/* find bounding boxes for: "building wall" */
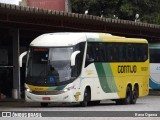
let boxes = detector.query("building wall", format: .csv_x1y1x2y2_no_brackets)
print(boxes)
28,0,65,11
19,0,71,12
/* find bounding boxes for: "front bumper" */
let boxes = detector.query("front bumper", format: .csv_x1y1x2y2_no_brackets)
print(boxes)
25,90,75,103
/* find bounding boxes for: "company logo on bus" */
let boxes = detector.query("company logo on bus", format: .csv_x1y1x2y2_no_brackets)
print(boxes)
118,65,137,73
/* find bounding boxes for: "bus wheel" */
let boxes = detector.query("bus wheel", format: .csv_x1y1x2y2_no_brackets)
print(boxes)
80,88,90,107
131,86,138,104
122,86,132,105
41,103,48,107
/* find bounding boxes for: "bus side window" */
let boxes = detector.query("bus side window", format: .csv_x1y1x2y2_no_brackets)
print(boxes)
109,43,119,62
113,44,119,61
95,43,105,62
132,45,136,61
119,44,125,62
85,43,94,67
127,44,134,62
106,44,113,62
136,45,140,61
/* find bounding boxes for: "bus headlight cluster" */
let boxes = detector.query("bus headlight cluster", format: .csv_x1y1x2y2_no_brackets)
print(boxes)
25,84,32,92
26,88,32,92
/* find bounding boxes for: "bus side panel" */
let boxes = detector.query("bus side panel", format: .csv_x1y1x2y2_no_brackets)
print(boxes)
81,63,102,101
94,63,120,100
81,63,120,101
110,61,149,98
82,61,149,100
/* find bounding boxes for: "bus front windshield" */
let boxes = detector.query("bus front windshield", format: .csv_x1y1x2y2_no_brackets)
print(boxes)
26,47,75,85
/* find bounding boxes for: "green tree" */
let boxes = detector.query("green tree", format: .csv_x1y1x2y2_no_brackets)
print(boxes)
70,0,160,24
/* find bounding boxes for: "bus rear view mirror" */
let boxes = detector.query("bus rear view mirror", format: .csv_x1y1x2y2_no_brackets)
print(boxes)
71,51,80,66
19,51,27,67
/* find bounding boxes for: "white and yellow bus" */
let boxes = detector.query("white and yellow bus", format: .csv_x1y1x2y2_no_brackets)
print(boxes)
19,33,149,107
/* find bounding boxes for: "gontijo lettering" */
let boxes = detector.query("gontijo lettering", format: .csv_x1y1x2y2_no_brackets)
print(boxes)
118,65,137,73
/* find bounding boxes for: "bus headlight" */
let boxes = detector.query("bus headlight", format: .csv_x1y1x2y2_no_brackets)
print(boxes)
26,88,32,92
25,84,32,92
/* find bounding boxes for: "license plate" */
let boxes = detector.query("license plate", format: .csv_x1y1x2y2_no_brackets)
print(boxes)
42,97,50,100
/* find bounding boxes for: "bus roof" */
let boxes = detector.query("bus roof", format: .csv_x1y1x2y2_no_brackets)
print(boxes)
30,32,148,47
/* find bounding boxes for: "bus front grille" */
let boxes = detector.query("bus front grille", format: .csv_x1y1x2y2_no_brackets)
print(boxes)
31,91,65,95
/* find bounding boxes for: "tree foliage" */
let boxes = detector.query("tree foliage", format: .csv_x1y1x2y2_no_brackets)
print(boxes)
70,0,160,24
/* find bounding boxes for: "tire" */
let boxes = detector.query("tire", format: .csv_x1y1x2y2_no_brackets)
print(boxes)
131,86,138,104
122,86,132,105
80,88,90,107
41,103,48,107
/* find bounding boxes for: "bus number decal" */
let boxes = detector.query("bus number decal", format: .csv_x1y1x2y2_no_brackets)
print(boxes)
141,67,148,71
